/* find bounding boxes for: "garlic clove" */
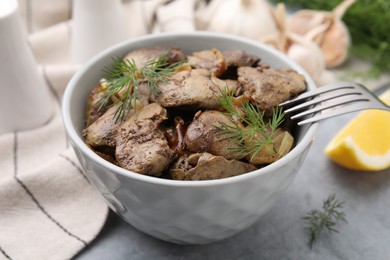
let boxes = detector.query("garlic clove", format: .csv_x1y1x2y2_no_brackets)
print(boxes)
321,20,351,68
288,10,331,43
261,32,284,52
260,3,289,52
286,33,325,82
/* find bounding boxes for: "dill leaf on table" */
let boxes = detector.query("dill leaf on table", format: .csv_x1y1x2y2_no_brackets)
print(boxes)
268,0,390,77
303,194,347,249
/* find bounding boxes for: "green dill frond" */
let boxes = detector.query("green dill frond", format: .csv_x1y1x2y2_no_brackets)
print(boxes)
215,87,286,159
303,194,347,249
216,86,238,115
96,50,185,123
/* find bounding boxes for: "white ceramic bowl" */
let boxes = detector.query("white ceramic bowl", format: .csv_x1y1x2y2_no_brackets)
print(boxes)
62,32,318,244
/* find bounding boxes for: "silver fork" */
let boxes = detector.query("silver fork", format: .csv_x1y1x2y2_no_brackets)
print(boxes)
279,81,390,125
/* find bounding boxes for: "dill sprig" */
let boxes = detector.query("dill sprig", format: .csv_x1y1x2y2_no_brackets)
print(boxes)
303,194,347,249
216,88,285,160
268,0,390,77
98,52,184,123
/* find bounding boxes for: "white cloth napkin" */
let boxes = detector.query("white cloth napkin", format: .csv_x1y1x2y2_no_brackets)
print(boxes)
0,0,202,259
1,0,388,259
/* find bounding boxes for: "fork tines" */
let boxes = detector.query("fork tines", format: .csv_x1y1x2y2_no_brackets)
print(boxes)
279,81,390,125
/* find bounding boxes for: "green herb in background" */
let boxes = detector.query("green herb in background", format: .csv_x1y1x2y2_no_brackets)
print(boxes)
303,194,347,249
269,0,390,77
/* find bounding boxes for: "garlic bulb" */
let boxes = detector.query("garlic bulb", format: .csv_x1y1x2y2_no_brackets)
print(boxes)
261,4,325,82
288,0,355,68
200,0,277,40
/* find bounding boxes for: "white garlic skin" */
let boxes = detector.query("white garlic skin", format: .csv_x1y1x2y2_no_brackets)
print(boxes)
260,3,325,82
287,0,355,68
288,10,351,68
261,33,325,82
287,34,325,82
320,20,351,68
288,10,330,42
205,0,278,40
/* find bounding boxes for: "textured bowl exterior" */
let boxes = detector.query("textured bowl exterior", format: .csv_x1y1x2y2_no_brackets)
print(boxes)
62,32,318,244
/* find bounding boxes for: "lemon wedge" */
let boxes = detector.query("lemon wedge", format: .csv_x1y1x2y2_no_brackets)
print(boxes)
324,88,390,171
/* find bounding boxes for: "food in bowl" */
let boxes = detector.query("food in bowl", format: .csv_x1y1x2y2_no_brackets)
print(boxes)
62,32,318,244
83,46,307,180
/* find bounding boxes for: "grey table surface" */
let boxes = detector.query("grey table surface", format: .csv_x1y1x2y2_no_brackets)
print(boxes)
74,112,390,260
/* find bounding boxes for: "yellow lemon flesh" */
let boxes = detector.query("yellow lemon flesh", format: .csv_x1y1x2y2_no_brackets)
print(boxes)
324,89,390,171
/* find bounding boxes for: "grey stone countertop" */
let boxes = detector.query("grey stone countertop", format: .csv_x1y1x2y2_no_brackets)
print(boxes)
75,112,390,260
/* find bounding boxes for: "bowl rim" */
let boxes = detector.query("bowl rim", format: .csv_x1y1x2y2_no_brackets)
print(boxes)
62,31,319,187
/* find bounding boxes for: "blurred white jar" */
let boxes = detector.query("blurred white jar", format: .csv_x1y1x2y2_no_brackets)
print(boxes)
0,0,54,134
71,0,129,63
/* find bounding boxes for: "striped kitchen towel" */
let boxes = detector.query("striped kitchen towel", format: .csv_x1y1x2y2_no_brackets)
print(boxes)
0,0,202,259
